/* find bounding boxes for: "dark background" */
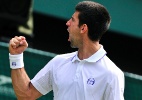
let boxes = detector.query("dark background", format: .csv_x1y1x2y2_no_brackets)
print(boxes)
0,11,142,75
32,12,142,75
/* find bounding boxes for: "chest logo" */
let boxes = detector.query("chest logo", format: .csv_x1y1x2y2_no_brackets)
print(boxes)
87,78,95,85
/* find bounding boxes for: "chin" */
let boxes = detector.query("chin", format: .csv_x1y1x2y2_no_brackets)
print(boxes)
70,43,77,48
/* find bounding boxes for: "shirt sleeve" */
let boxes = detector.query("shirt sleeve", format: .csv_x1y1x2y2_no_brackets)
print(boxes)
31,60,53,95
104,72,125,100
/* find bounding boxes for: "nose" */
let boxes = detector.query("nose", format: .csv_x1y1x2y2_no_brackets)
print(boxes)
66,20,70,26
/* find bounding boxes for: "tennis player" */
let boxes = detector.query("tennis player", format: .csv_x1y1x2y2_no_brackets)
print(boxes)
9,1,124,100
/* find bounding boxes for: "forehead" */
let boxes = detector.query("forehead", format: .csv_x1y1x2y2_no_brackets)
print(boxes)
72,11,80,19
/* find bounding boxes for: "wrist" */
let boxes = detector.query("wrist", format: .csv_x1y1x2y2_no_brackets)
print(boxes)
9,53,24,69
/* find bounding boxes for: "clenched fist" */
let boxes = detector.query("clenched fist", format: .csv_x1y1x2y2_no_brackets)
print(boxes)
9,36,28,55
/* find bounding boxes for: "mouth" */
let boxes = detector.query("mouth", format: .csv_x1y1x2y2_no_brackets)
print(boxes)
66,28,70,41
67,28,69,32
68,32,70,41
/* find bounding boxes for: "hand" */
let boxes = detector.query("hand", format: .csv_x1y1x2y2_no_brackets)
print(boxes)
9,36,28,55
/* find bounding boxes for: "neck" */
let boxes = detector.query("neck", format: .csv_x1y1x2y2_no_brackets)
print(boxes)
78,41,101,60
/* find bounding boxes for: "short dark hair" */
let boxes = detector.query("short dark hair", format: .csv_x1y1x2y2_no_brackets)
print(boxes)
75,1,111,41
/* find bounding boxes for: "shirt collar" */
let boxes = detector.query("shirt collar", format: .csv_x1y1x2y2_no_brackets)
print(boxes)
71,45,107,63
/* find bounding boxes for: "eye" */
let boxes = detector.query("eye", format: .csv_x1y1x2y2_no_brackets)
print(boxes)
71,17,75,21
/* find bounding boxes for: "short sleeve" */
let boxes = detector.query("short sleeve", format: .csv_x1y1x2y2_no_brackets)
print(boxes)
31,60,53,95
104,72,125,100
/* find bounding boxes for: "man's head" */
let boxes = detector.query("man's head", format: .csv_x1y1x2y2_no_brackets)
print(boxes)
66,1,111,48
75,1,111,41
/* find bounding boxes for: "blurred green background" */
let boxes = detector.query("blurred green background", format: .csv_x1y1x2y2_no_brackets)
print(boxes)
0,42,142,100
33,0,142,39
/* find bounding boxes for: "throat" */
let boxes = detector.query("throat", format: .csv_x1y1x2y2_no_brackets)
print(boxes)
78,43,101,60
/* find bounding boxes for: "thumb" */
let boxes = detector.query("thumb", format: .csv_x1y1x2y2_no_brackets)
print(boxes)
19,39,28,47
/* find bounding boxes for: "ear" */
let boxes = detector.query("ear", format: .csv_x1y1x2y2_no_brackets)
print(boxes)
80,24,88,34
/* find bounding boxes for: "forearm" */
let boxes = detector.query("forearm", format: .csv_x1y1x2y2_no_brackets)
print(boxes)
11,68,31,99
9,36,42,99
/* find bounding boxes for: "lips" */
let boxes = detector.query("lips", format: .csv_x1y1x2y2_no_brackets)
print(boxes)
68,33,70,41
68,32,71,41
67,28,71,41
67,28,69,32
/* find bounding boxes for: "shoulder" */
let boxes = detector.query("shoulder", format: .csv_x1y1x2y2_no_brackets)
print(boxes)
50,51,77,63
101,56,124,80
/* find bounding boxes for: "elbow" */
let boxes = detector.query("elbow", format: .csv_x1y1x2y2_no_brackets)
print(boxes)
14,84,33,100
15,82,40,100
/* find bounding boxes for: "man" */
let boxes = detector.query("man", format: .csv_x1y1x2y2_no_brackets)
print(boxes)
9,1,124,100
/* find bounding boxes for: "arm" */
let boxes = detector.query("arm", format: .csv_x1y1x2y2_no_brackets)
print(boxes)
9,36,42,100
11,68,42,100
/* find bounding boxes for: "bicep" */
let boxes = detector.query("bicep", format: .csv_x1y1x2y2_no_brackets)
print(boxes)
29,82,43,100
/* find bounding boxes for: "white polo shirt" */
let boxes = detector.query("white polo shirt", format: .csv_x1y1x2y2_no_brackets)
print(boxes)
31,45,124,100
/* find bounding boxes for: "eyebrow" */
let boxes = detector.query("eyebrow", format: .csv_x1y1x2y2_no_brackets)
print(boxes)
71,16,75,21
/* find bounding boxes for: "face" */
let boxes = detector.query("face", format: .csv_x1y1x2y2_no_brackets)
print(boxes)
66,11,82,48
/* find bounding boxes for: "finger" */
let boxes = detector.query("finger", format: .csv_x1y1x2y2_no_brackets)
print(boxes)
19,36,26,45
10,38,20,49
13,38,20,46
20,39,28,47
19,36,26,40
15,36,25,42
14,36,26,47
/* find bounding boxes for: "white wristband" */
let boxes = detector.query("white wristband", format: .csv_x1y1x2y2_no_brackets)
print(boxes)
9,53,24,69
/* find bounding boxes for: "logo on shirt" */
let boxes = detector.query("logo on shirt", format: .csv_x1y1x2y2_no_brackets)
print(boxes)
12,62,16,66
87,78,95,85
